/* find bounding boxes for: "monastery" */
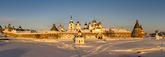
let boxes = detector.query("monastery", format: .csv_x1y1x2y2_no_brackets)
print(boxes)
0,16,144,39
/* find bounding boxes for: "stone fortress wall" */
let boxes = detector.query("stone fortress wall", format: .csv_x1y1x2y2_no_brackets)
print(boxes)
3,30,131,39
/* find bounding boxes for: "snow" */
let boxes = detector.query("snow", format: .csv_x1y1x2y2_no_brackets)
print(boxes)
1,36,165,57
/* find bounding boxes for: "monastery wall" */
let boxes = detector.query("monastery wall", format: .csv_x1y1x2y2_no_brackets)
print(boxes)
3,32,131,39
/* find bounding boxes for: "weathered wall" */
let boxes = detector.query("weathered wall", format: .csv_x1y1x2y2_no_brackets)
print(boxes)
4,32,131,39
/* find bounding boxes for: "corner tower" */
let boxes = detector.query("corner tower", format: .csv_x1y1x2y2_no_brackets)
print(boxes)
50,24,58,31
132,20,144,38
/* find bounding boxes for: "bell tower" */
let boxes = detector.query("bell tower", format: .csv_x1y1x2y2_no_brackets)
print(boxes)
68,15,75,31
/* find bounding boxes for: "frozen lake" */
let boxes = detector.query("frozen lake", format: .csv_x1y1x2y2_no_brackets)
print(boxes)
1,37,165,57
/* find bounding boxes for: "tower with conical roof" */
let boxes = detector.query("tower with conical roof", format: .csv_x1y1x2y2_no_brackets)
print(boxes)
68,15,75,31
133,20,140,29
139,25,144,33
58,25,65,32
132,20,144,38
50,24,58,31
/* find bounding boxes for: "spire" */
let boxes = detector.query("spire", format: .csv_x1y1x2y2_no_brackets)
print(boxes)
134,19,140,29
50,24,58,31
69,15,73,23
70,15,72,20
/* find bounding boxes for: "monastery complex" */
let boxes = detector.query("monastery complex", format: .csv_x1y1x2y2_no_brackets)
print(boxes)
0,16,144,39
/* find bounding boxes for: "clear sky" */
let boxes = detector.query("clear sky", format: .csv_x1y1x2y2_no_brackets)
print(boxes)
0,0,165,33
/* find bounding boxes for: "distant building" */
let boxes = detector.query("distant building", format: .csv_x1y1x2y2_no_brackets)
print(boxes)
12,26,15,30
96,33,104,39
58,25,65,32
49,24,59,33
74,30,85,44
0,25,2,33
75,21,81,31
16,26,25,31
131,20,144,38
88,22,92,30
89,19,97,30
66,19,103,33
91,21,103,33
155,30,162,39
68,15,75,31
83,23,88,29
4,24,13,32
13,26,32,33
3,24,33,34
97,22,102,29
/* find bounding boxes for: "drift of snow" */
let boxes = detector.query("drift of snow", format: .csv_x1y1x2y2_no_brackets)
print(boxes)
1,37,165,57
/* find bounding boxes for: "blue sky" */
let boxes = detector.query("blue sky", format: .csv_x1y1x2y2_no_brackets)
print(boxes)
0,0,165,33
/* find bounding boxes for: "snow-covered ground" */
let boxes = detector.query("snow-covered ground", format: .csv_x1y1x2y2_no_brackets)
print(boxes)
1,36,165,57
